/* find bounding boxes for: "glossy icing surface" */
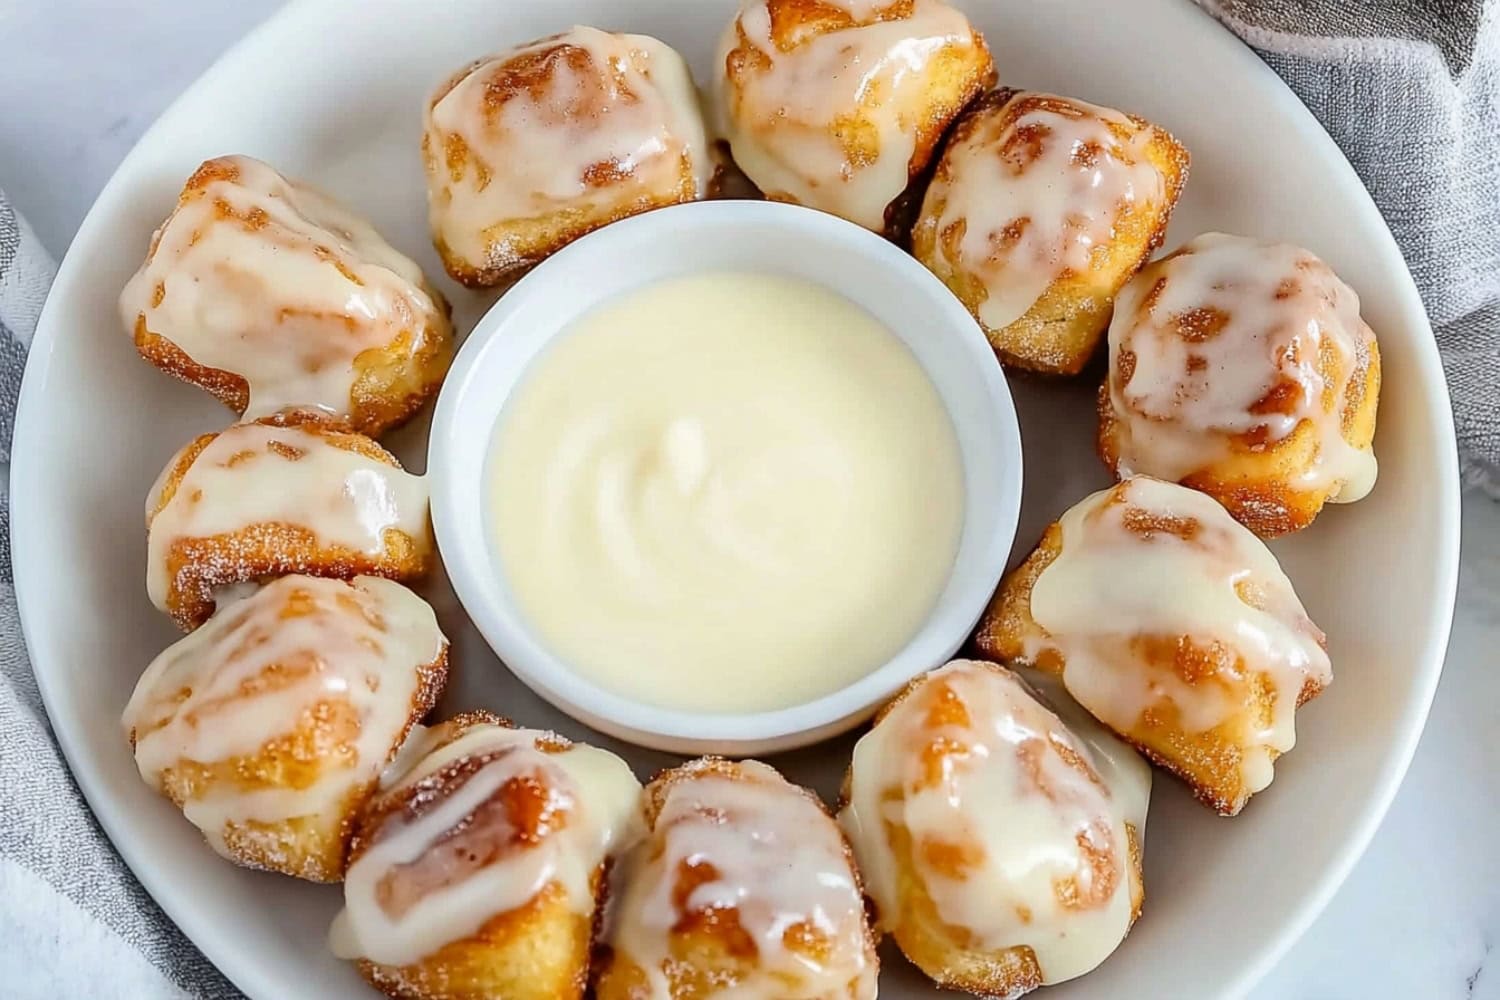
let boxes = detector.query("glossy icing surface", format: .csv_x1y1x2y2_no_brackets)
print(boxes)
717,0,986,231
122,576,446,863
1106,233,1379,500
1028,477,1332,795
841,660,1148,986
606,760,876,998
424,26,710,267
120,155,447,422
145,421,429,611
330,720,643,968
926,92,1165,330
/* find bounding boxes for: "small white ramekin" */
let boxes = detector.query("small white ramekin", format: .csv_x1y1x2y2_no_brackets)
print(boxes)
429,200,1022,754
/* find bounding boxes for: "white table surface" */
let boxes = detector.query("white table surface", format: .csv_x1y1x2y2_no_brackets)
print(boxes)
2,1,1496,997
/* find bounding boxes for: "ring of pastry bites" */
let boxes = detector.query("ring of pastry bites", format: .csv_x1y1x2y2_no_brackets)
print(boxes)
973,476,1332,816
912,89,1188,375
146,413,433,630
422,27,711,287
120,155,454,436
1097,232,1381,536
594,757,878,1000
837,659,1149,998
121,575,448,882
329,710,644,1000
716,0,995,238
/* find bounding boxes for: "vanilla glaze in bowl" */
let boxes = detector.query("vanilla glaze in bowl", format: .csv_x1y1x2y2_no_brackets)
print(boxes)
429,200,1023,754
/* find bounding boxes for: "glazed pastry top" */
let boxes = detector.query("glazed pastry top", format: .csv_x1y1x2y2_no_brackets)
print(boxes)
929,92,1165,330
120,155,446,421
1107,232,1379,500
122,576,446,850
424,26,710,262
718,0,986,231
1027,477,1331,794
145,421,429,608
840,660,1148,985
608,759,877,998
330,721,644,967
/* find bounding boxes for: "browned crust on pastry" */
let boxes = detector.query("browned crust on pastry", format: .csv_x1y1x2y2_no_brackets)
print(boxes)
423,38,707,288
719,0,996,241
128,160,454,436
971,509,1327,815
593,756,878,1000
134,315,253,414
129,630,448,883
836,659,1144,997
356,879,596,1000
149,415,430,629
348,712,604,1000
1097,334,1382,538
913,88,1190,375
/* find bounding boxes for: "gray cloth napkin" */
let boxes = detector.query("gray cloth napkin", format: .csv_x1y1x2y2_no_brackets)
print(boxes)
2,3,1497,996
0,194,236,999
1199,0,1500,495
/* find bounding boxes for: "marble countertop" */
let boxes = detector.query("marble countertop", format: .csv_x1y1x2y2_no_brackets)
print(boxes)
2,1,1496,997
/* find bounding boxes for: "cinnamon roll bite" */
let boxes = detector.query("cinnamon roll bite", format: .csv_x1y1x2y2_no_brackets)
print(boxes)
912,90,1188,374
423,27,712,287
329,712,644,1000
838,659,1149,998
594,757,878,1000
1098,232,1381,535
120,155,453,437
146,415,432,630
122,575,448,882
974,476,1332,816
716,0,995,237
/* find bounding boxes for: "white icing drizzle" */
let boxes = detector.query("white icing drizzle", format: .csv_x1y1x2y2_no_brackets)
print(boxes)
119,155,447,422
424,26,710,267
839,660,1149,987
716,0,985,232
606,760,876,999
1107,232,1379,500
1027,477,1332,796
329,722,644,968
121,575,446,862
145,421,430,612
928,92,1166,330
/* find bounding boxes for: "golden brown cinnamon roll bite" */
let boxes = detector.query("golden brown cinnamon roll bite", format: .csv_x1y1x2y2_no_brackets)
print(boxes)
838,659,1149,998
329,711,644,1000
1098,232,1381,535
594,757,878,1000
121,575,448,882
120,155,453,436
716,0,995,237
975,476,1332,816
423,27,711,287
146,415,432,630
912,89,1188,374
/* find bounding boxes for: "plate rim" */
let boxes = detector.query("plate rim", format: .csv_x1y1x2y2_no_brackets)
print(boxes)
8,0,1463,997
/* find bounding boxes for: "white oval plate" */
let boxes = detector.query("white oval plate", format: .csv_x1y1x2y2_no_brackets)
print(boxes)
10,1,1460,998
